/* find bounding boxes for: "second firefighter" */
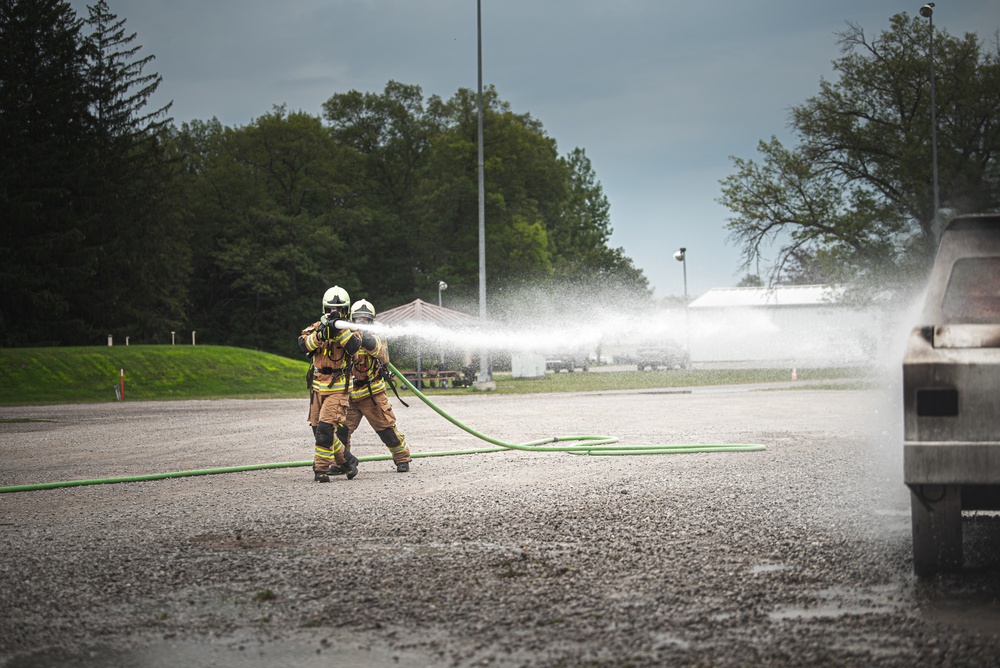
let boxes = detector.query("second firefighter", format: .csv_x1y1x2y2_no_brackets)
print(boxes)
340,299,413,473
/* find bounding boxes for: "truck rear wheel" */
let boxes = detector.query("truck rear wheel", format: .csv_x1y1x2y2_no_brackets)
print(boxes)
910,484,963,576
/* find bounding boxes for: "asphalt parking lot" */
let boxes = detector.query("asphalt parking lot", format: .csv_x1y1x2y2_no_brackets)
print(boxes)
1,379,999,667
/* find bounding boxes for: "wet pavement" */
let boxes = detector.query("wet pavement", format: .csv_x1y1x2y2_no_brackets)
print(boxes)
1,378,999,667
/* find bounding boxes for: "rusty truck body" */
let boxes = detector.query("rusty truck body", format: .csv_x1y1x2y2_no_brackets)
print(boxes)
902,213,1000,575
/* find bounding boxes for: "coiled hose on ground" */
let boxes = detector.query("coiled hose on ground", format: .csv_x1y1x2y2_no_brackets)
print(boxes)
0,362,765,494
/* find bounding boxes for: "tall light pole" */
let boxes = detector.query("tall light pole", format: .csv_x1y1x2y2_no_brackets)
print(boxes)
437,280,448,364
674,247,691,357
920,3,941,217
673,247,688,303
437,280,448,308
476,0,492,383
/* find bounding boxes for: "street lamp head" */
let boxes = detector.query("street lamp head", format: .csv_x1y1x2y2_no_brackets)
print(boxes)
438,280,448,291
919,3,934,18
673,248,686,262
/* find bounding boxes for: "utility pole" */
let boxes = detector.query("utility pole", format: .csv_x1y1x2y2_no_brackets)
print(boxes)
476,0,492,384
920,4,941,222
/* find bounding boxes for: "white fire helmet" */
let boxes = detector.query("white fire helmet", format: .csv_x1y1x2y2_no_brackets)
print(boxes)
350,299,376,323
322,286,350,314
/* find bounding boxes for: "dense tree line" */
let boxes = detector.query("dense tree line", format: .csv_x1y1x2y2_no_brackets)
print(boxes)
720,13,1000,294
11,3,993,357
2,0,184,347
1,0,649,356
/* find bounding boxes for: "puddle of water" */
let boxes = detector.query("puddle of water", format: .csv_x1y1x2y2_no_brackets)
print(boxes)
750,563,786,575
768,586,902,621
768,603,890,621
919,591,1000,635
767,579,1000,636
1,639,435,668
651,633,690,650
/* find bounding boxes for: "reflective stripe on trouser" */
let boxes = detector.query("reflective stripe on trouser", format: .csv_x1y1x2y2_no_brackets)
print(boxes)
309,390,350,470
347,391,411,463
376,425,409,463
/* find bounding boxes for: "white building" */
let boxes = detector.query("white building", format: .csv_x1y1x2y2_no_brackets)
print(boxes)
685,285,886,365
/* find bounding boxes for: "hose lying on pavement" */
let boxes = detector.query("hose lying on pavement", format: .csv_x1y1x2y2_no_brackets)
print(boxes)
0,362,765,494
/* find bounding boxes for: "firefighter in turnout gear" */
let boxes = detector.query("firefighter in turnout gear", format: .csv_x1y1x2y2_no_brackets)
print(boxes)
340,299,413,473
298,286,361,482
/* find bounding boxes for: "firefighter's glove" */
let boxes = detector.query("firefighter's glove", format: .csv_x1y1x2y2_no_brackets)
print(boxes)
319,314,342,339
316,323,338,342
361,332,378,352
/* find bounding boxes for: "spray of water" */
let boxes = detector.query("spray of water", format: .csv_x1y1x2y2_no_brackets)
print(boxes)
347,280,933,515
337,317,604,356
340,282,930,368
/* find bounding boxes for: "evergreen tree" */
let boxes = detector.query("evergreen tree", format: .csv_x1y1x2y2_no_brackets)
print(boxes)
78,0,186,343
0,0,94,345
555,147,650,298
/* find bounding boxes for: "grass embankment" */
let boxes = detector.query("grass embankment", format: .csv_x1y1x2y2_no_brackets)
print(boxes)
0,345,309,405
0,346,870,407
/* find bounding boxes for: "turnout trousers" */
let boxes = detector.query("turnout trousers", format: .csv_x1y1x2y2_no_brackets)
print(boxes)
344,391,411,464
308,390,351,472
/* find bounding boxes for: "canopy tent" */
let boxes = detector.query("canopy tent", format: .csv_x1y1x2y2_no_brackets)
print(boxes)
376,299,480,387
377,298,480,328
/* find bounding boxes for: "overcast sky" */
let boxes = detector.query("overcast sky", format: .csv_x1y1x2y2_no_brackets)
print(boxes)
67,0,997,300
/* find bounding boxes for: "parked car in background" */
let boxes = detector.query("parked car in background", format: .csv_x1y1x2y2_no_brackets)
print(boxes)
636,341,691,371
545,351,589,372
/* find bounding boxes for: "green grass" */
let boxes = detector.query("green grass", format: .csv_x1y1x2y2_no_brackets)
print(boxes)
0,345,872,406
0,345,310,405
414,366,871,395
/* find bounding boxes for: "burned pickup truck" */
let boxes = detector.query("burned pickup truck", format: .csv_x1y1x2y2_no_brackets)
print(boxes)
902,213,1000,575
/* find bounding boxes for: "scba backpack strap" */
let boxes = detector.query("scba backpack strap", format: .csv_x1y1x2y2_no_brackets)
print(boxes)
379,363,409,408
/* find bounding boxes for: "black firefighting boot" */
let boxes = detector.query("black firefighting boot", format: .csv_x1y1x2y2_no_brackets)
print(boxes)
313,467,331,483
330,445,349,475
341,451,359,480
395,461,410,473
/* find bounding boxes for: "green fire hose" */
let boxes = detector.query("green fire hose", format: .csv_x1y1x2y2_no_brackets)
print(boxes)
0,362,765,494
